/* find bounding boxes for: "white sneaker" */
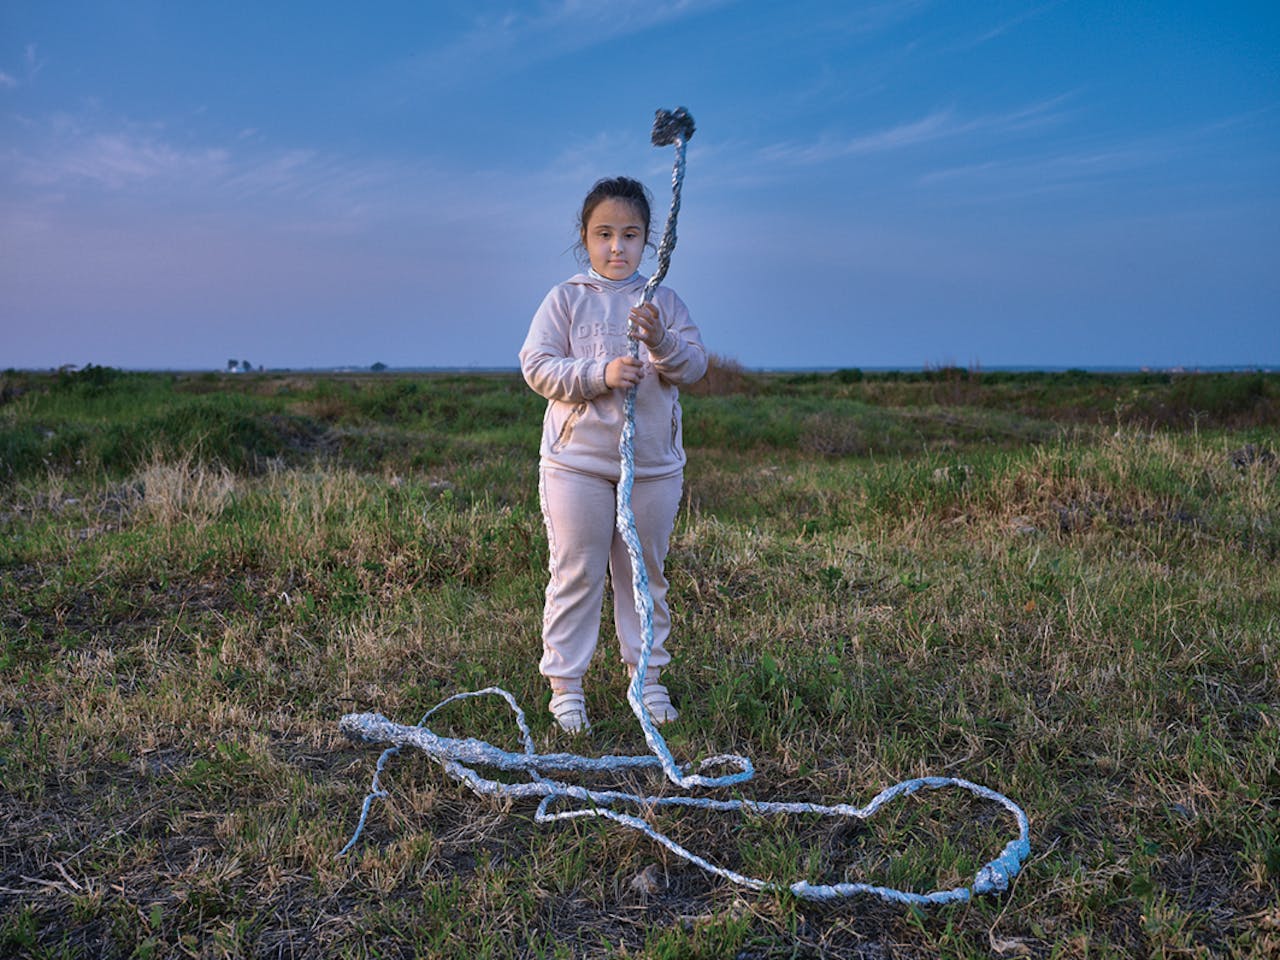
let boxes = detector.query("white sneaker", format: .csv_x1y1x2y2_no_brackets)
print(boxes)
549,690,591,734
641,681,678,724
627,667,679,724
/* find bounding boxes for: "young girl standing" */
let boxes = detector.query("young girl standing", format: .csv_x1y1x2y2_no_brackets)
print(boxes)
520,176,707,733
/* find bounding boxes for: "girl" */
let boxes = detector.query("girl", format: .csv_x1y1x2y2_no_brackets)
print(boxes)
520,176,707,733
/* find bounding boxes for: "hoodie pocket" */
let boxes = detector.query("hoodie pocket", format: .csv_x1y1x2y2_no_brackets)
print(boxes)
549,401,588,454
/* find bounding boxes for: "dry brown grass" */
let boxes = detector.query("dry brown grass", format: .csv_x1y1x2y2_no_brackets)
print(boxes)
683,352,757,397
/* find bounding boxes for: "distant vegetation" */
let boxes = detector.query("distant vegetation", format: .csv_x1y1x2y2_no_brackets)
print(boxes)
2,365,1275,484
0,367,1276,956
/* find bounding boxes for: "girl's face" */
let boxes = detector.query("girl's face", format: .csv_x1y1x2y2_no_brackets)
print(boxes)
583,198,646,280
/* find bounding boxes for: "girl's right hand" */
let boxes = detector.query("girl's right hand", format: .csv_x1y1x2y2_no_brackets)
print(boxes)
605,356,645,390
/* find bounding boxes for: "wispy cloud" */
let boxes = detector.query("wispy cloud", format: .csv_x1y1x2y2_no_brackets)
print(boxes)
917,149,1153,204
756,95,1074,166
2,106,537,235
812,0,933,38
5,114,350,217
480,0,734,47
26,132,231,190
1,42,43,90
941,1,1063,54
918,110,1280,201
921,146,1157,188
396,0,736,86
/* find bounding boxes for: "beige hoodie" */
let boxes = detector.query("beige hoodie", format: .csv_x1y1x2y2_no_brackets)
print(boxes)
520,272,707,480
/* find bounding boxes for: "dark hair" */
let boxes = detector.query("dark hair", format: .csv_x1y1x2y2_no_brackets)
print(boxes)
577,176,653,249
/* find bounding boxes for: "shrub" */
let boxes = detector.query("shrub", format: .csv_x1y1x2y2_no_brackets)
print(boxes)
1168,373,1269,420
684,353,757,397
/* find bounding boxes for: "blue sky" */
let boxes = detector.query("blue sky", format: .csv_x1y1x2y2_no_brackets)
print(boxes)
2,1,1277,370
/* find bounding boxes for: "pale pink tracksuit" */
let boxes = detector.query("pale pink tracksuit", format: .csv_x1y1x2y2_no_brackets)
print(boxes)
519,271,707,685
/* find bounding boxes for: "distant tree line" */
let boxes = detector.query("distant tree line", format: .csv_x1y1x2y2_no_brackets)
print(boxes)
223,360,390,373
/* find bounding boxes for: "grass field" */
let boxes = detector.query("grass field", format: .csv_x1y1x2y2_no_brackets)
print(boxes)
1,366,1277,958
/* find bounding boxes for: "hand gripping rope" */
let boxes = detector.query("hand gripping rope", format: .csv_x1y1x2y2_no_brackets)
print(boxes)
338,108,1031,905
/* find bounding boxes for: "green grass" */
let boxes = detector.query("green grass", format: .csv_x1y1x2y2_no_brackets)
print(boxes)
1,368,1277,958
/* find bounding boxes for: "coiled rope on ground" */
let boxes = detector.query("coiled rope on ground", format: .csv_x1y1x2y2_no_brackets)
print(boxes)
338,108,1031,905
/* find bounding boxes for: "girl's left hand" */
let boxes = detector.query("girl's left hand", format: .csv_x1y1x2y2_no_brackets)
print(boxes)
628,303,665,349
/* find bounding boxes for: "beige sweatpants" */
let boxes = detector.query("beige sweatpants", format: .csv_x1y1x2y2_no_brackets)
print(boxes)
537,465,683,684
